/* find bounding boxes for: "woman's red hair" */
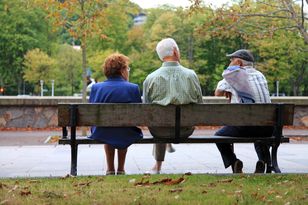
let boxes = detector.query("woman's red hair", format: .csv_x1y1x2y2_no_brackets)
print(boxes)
103,53,129,80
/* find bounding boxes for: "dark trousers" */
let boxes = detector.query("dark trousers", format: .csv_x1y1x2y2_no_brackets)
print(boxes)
215,126,274,168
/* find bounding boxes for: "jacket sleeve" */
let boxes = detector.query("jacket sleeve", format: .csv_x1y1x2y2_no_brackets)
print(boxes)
89,85,96,103
133,85,142,103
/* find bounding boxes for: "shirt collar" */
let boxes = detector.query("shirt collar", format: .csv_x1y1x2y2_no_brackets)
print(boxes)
162,61,180,67
106,76,126,81
243,65,255,70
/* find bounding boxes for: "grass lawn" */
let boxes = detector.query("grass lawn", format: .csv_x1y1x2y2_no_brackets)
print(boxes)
0,174,308,205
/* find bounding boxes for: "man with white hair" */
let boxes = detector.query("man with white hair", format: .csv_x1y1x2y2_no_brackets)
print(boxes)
143,38,203,174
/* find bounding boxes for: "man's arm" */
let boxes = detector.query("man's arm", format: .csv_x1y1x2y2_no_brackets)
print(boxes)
215,79,232,101
191,72,203,103
142,78,150,103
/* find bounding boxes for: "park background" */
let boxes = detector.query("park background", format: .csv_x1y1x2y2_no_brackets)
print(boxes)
0,0,307,98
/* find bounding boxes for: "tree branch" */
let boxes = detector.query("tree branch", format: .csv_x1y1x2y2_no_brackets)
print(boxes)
257,1,284,9
237,13,308,20
301,0,304,27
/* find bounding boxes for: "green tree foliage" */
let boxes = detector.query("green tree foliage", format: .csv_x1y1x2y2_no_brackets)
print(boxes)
191,0,308,95
2,0,307,96
40,0,112,101
0,0,52,95
23,49,56,94
53,44,82,96
87,0,139,54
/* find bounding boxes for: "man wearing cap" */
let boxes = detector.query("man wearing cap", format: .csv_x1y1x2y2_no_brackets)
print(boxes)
215,49,273,174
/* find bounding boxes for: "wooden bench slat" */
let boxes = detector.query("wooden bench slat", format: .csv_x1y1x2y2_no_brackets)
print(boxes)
59,136,289,145
58,103,294,127
181,104,294,126
58,103,176,127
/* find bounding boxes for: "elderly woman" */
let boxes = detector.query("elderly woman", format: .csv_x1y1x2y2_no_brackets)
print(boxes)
89,53,143,175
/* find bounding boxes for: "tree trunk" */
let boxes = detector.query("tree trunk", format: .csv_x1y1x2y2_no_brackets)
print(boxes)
80,0,87,103
81,43,87,102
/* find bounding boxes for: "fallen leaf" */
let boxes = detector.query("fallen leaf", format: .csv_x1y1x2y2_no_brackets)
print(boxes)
152,178,172,185
134,177,185,187
0,199,9,205
208,183,217,188
165,177,185,185
251,192,258,199
258,195,267,201
43,191,63,198
268,190,278,195
45,135,61,143
235,190,242,195
0,183,8,189
73,182,91,187
8,185,18,193
169,188,183,193
20,190,31,196
134,179,150,187
218,179,233,183
97,178,104,182
28,180,40,184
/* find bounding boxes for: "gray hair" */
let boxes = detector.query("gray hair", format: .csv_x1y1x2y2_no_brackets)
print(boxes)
156,38,179,61
241,59,254,66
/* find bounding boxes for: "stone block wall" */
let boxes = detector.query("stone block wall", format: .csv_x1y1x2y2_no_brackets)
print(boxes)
0,97,82,128
0,106,57,128
0,96,307,128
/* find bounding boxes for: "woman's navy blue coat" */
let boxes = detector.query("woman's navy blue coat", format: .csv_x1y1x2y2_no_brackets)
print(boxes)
89,76,143,149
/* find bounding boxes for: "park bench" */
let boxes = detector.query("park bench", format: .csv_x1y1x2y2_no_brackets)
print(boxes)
58,103,294,176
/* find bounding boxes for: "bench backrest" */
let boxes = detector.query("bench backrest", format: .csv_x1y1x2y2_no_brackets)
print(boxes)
58,103,294,127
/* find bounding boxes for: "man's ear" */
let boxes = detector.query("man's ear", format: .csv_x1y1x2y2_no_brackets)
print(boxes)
173,47,180,61
235,59,243,66
239,59,244,66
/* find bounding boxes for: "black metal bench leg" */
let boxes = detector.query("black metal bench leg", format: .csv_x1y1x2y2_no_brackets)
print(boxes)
271,143,281,173
70,143,78,176
266,161,272,173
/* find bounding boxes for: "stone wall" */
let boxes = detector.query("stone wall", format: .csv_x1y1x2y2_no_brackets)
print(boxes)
0,97,81,128
0,96,307,128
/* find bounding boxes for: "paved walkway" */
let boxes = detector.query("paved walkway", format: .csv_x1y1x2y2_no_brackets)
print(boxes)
0,128,307,178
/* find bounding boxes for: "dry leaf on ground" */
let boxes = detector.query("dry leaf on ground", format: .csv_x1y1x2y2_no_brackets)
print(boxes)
20,190,31,196
0,183,8,189
218,179,233,183
8,185,18,193
165,177,185,185
134,177,186,186
28,180,40,184
73,182,91,187
0,199,9,205
44,135,61,143
42,191,63,198
169,188,183,193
